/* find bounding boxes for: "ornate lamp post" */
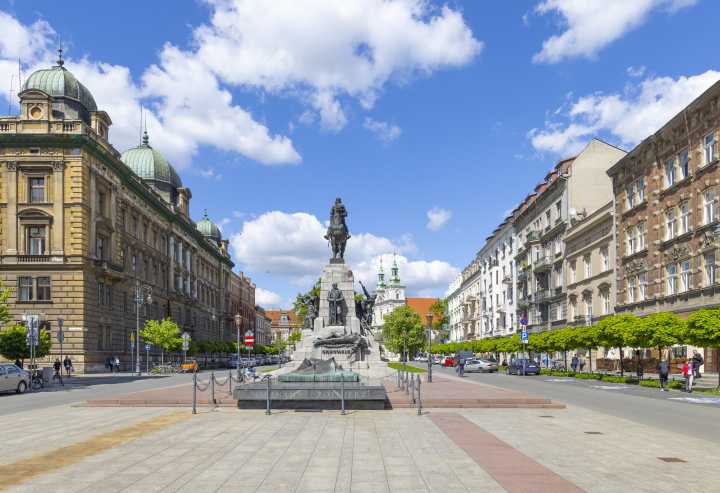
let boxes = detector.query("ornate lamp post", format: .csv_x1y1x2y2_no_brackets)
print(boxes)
426,312,433,383
132,280,152,376
234,311,243,380
402,330,407,373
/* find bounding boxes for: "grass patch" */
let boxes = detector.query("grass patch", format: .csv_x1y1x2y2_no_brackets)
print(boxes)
540,369,552,375
498,366,507,370
575,373,602,380
601,376,638,384
389,363,427,373
551,371,576,377
260,369,275,373
694,387,720,395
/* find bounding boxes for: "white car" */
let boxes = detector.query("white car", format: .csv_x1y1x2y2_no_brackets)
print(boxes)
0,363,29,393
464,358,499,373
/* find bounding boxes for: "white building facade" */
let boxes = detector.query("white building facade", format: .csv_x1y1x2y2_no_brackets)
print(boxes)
372,256,407,331
446,274,462,342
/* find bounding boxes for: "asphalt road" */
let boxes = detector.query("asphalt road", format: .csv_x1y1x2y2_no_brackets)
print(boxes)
408,362,720,444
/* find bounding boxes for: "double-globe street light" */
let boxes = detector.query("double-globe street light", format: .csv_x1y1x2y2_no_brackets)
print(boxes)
234,311,243,380
132,280,152,376
425,312,433,383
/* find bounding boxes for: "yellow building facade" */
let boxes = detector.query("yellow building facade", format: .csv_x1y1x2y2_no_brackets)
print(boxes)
0,54,234,372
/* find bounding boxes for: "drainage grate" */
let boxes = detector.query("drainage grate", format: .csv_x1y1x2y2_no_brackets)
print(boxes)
539,416,554,418
658,457,686,463
295,408,323,413
584,432,603,435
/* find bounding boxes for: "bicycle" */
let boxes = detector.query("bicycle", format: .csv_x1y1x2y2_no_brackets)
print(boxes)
31,370,44,391
551,361,566,372
53,370,64,387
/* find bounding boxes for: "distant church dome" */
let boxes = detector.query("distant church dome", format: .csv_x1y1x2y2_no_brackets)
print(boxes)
121,130,182,204
22,44,97,124
196,210,222,246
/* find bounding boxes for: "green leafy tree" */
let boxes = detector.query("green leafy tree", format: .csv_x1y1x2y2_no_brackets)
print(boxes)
0,325,52,364
187,341,199,357
293,277,322,329
630,312,684,362
684,307,720,387
0,277,13,328
573,325,600,373
140,318,181,364
288,332,301,344
265,339,287,355
382,305,427,357
596,315,638,377
428,298,450,342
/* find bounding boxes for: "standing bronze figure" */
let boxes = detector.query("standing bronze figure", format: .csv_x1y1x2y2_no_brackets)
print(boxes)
324,198,351,259
327,283,345,326
303,293,319,330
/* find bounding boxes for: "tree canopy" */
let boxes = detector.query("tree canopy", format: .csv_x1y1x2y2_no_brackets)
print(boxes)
0,326,52,362
140,318,181,357
292,277,321,329
382,305,427,356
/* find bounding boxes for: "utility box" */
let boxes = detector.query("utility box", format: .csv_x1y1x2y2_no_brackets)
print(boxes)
42,367,54,386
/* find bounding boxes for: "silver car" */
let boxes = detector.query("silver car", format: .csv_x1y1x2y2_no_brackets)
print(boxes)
464,358,499,373
0,363,29,394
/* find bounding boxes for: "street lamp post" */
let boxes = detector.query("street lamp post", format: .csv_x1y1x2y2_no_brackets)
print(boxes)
426,312,433,383
278,332,282,370
401,330,407,374
234,311,243,381
132,280,152,377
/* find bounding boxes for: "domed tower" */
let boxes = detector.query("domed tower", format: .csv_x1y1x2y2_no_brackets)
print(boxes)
196,210,222,247
120,129,183,205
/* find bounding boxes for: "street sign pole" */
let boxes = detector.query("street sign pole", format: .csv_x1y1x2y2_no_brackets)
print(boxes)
56,318,65,368
146,345,150,374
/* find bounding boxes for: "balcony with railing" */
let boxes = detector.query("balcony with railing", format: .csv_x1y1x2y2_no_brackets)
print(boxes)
533,256,553,273
503,275,513,285
496,302,507,313
526,230,543,242
468,311,479,321
536,289,552,304
573,315,593,326
539,321,551,332
517,297,532,310
18,255,52,263
94,260,125,279
517,268,529,282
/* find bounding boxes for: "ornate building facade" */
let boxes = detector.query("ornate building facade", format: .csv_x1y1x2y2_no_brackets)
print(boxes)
0,55,234,372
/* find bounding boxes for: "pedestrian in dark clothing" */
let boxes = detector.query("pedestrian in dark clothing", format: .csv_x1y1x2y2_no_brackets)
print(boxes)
571,355,579,372
14,358,22,369
64,357,72,377
578,357,585,372
692,350,703,379
53,359,62,380
659,358,670,391
108,356,114,373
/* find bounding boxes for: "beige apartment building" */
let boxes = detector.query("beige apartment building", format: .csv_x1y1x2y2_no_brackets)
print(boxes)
0,56,234,372
513,140,627,334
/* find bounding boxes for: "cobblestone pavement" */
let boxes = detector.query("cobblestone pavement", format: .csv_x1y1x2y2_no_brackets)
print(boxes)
2,401,720,492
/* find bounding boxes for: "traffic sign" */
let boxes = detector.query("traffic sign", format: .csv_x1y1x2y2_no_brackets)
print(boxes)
57,330,64,343
520,318,528,326
244,330,254,338
131,341,135,349
145,344,151,350
182,341,189,350
131,332,135,342
182,332,190,341
245,336,254,345
520,332,528,343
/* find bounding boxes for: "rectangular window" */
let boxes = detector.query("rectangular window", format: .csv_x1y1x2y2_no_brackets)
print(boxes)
681,260,690,292
666,160,675,187
680,203,690,234
628,228,636,255
545,210,551,228
704,190,715,225
585,258,591,278
153,231,157,249
143,224,148,243
97,236,104,260
98,192,105,216
29,227,45,255
105,285,111,307
132,255,137,277
585,298,592,317
639,274,646,301
666,210,676,240
556,235,562,254
667,265,676,295
637,178,645,203
706,252,715,286
37,277,51,301
97,283,103,305
143,261,148,282
571,264,576,283
120,250,125,269
121,209,126,231
30,178,44,203
680,150,690,179
535,246,540,261
627,185,634,209
557,267,563,287
603,293,610,315
153,265,157,285
132,216,138,236
19,277,32,301
603,251,609,271
638,223,646,250
628,277,636,303
557,301,564,320
704,132,715,165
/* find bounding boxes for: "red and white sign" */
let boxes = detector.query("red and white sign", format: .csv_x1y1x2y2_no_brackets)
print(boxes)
244,336,254,345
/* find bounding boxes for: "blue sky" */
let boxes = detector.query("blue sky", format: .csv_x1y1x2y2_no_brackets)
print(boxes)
1,0,718,308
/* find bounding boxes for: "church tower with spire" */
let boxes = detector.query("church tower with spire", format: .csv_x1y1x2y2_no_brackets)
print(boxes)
372,253,407,331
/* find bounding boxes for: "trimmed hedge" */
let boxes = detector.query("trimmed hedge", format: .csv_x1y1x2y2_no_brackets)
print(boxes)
498,366,507,370
551,371,576,377
575,373,602,380
638,380,684,389
601,376,638,384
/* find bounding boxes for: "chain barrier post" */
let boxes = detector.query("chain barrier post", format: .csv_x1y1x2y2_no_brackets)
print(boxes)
265,376,271,415
229,370,233,395
211,371,216,405
397,368,400,388
192,372,197,415
417,377,422,416
405,371,410,395
411,373,415,404
340,372,346,416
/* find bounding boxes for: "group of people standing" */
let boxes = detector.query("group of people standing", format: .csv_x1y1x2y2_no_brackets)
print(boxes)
107,356,120,373
658,350,704,393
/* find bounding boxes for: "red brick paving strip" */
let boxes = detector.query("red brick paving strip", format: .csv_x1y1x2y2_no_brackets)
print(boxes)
428,412,584,493
384,375,565,409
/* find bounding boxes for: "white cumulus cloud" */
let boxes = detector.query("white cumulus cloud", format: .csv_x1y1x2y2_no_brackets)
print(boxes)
426,206,452,231
532,0,698,64
529,70,720,157
229,210,456,295
255,288,287,309
363,117,402,141
627,66,646,77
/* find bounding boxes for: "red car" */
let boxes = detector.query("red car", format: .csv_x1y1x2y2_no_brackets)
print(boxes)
442,356,454,367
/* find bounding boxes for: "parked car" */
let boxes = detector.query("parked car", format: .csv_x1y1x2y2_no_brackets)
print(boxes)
506,358,541,375
433,356,442,365
442,356,454,366
454,350,474,367
0,363,29,394
180,359,198,373
464,358,499,373
241,358,249,367
270,355,278,365
227,357,239,369
261,355,271,365
416,356,428,362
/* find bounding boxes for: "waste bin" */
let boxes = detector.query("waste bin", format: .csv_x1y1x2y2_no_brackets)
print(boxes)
42,367,54,386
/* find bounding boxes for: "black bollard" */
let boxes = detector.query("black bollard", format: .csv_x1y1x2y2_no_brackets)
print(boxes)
192,371,197,415
265,376,271,415
229,370,233,395
397,369,401,388
341,372,346,415
417,377,422,416
405,371,410,395
211,371,216,405
411,373,415,404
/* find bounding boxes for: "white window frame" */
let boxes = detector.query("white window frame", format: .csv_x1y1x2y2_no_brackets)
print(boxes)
667,265,676,295
666,209,676,240
666,160,675,187
704,132,715,165
603,251,609,271
704,190,715,225
628,277,636,303
627,185,634,209
639,274,646,301
680,150,690,179
585,258,591,278
585,298,592,317
557,301,564,321
571,264,577,283
603,293,610,315
680,260,690,292
557,267,563,287
638,223,646,251
680,202,690,234
705,252,716,287
628,228,636,255
638,178,645,203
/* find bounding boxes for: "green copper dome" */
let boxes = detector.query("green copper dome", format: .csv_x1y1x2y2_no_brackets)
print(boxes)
121,130,182,204
23,67,97,111
196,210,222,246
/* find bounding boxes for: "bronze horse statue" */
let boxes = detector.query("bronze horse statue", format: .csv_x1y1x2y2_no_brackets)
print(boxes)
324,198,351,258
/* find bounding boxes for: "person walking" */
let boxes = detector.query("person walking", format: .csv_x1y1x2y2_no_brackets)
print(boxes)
578,357,585,373
53,359,62,380
682,360,694,393
571,354,579,372
108,356,114,373
64,356,72,377
659,358,671,391
692,350,703,380
457,359,465,378
14,358,22,370
114,356,120,374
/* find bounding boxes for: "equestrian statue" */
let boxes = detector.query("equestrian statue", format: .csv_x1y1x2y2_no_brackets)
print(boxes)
324,198,351,259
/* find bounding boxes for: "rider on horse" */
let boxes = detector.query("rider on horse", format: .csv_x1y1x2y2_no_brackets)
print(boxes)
325,198,351,258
